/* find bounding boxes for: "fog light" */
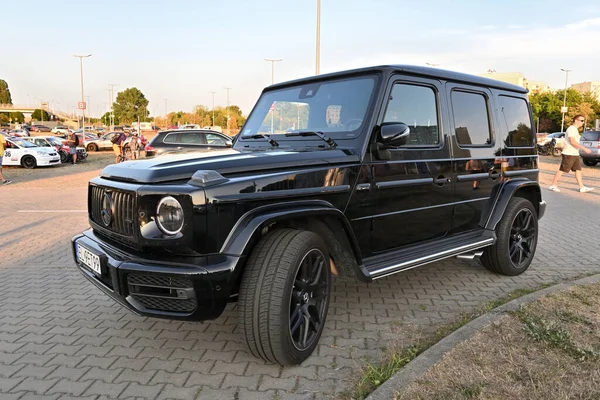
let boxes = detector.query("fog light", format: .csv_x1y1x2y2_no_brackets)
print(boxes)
156,196,184,235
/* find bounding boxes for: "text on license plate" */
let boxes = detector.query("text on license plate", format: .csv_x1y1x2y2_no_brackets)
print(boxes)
77,244,101,275
583,142,592,146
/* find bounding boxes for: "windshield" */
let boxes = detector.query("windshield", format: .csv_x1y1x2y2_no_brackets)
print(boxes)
12,139,37,148
240,75,377,142
47,137,63,146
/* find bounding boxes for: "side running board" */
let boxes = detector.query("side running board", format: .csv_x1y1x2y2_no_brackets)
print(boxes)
362,230,495,280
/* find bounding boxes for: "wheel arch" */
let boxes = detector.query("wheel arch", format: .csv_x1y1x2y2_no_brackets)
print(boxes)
221,200,367,285
482,179,542,230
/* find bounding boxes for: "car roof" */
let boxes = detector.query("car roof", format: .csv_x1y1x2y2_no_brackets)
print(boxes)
159,129,225,135
267,64,529,94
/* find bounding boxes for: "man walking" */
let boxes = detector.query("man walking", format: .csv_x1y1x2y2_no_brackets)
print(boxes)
0,133,11,185
549,114,594,193
129,132,141,160
112,131,127,163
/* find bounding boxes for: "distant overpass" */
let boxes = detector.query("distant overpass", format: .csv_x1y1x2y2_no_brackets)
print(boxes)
0,104,76,123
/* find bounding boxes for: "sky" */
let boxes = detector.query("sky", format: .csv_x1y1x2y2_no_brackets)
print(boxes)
3,0,600,118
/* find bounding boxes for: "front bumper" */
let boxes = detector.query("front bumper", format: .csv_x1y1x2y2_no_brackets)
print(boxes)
72,230,241,321
37,156,61,166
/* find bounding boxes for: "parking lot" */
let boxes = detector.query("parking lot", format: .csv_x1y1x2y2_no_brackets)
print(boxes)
0,157,599,400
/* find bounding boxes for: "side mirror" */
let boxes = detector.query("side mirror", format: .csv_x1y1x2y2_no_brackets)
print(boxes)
378,122,410,146
225,140,233,147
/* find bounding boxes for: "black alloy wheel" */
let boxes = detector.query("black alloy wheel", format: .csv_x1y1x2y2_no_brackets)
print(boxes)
508,208,536,269
21,155,37,169
289,248,329,351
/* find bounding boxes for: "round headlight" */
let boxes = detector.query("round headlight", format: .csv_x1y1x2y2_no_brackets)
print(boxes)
156,196,184,235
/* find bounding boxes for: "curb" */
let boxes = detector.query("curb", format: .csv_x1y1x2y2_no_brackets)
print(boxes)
365,273,600,400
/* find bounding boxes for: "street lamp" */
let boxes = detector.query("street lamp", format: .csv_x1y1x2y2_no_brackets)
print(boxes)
73,54,92,131
316,0,321,75
209,91,217,127
560,68,571,132
264,59,282,85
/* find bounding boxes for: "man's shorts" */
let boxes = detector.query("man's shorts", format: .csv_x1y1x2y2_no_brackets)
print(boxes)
559,154,582,172
69,147,77,155
113,144,121,156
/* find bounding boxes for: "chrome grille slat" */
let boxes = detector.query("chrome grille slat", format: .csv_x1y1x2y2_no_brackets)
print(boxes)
89,186,137,237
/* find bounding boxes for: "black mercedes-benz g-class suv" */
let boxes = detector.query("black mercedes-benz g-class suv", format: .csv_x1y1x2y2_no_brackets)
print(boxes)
72,65,545,365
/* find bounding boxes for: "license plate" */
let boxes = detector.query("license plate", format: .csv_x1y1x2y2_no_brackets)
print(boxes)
583,142,592,147
77,244,102,275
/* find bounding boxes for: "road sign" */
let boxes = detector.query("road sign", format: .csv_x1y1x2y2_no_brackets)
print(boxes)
78,102,87,110
561,106,568,113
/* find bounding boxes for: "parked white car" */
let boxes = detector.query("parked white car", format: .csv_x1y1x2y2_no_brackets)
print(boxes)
2,137,61,168
538,132,566,149
51,125,70,135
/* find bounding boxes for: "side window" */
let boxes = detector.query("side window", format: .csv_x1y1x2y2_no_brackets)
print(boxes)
179,132,205,144
163,133,179,143
383,83,439,146
452,90,492,146
205,133,227,145
499,96,533,147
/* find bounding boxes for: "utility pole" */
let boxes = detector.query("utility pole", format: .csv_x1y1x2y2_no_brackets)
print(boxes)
560,68,571,132
224,87,231,134
164,98,168,127
264,59,282,85
209,91,216,127
316,0,321,75
108,84,118,130
73,54,92,131
85,96,90,127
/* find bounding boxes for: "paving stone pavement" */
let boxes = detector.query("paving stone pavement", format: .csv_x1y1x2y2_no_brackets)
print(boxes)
0,160,598,400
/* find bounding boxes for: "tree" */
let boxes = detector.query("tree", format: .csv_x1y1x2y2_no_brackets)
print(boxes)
0,114,8,124
31,109,50,122
0,80,12,104
10,112,25,123
112,87,149,124
101,112,119,125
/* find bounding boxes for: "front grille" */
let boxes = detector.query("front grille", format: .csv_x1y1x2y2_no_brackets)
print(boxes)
133,296,197,313
90,186,137,236
127,273,197,314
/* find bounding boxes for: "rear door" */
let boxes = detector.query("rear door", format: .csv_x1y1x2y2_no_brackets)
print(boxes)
446,84,499,234
369,76,454,253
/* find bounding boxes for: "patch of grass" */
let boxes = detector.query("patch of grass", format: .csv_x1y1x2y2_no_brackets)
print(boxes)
350,346,420,399
342,282,560,400
556,310,594,326
517,308,598,361
419,304,428,311
569,290,593,306
459,382,485,398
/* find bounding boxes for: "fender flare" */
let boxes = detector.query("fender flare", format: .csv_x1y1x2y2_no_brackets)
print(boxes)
220,200,363,265
482,179,542,230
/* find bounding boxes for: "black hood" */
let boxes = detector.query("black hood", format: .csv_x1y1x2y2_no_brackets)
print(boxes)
100,148,360,183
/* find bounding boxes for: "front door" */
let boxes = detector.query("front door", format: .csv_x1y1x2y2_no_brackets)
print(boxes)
369,77,453,253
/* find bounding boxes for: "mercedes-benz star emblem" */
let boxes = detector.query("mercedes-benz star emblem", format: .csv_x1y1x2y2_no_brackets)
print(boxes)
101,191,114,227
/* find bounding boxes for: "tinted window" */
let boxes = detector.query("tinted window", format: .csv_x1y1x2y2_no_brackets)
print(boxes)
581,131,600,141
383,83,439,146
452,91,492,146
205,133,227,145
179,132,205,144
499,96,533,147
163,133,178,143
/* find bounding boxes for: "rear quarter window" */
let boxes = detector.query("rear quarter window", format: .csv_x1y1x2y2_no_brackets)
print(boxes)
499,95,533,147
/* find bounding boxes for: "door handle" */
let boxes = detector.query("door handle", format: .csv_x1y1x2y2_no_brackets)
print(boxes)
433,176,451,185
177,146,183,150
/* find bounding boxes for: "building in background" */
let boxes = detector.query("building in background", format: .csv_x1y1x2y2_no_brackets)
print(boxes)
478,71,549,94
570,81,600,100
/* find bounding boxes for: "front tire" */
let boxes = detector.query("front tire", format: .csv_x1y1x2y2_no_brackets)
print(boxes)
21,155,37,169
87,143,98,152
238,229,332,365
481,197,538,276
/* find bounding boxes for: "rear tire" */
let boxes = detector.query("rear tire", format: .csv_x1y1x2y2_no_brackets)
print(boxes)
583,159,598,167
481,197,538,276
238,229,331,365
87,143,98,152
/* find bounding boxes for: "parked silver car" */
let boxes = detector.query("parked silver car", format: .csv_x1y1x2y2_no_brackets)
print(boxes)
84,132,119,152
579,131,600,166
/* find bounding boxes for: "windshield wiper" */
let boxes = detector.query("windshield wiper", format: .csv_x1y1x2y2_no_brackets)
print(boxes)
245,134,279,147
284,131,337,148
